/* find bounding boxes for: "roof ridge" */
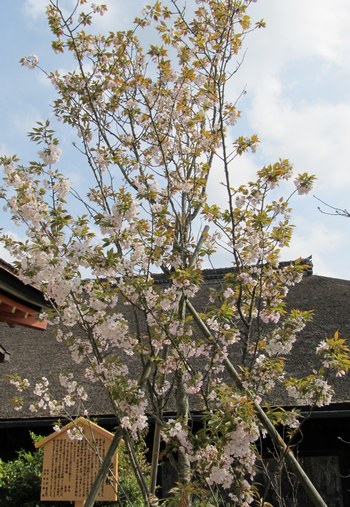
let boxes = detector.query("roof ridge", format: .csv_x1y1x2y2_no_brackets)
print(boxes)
152,257,313,284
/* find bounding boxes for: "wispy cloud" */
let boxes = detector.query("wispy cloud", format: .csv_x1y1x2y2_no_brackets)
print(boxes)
246,78,350,190
247,0,350,69
283,218,350,279
232,0,350,200
22,0,49,20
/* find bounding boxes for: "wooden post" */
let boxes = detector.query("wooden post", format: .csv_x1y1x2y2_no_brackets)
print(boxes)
75,501,84,507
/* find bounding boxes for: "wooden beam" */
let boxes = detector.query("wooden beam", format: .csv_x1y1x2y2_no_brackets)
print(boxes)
0,293,40,315
0,313,48,330
0,292,48,329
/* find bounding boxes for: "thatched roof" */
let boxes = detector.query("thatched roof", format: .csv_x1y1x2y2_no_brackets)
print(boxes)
1,267,350,423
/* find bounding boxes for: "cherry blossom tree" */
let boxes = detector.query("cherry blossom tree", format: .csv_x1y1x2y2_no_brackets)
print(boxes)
1,1,346,505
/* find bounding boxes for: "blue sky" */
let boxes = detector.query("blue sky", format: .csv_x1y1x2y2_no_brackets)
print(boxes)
1,0,350,280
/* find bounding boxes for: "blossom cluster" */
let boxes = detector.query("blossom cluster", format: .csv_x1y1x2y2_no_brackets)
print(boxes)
316,331,350,377
286,375,334,407
20,54,39,69
26,374,89,416
38,143,62,165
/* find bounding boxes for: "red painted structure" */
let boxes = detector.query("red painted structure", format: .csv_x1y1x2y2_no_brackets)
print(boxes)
0,258,49,361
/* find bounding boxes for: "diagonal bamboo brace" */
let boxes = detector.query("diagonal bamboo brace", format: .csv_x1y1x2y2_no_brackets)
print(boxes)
185,299,328,507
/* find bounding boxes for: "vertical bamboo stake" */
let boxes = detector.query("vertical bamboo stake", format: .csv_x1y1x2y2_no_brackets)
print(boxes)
149,421,162,495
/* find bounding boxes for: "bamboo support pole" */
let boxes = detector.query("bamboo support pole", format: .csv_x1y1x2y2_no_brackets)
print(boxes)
149,420,162,495
83,427,123,507
185,299,328,507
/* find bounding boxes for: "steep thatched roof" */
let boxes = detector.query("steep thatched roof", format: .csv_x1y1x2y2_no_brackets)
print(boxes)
1,267,350,423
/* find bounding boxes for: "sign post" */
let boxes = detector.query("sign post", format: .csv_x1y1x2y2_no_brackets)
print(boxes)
35,417,118,505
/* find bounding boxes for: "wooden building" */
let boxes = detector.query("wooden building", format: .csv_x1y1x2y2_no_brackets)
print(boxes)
0,258,49,333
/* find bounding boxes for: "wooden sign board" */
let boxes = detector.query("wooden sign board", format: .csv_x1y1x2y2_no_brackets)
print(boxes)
35,417,118,502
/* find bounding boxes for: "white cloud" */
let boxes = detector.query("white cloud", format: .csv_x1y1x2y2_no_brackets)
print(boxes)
246,78,350,191
22,0,49,20
207,149,260,207
282,216,350,279
227,0,350,202
248,0,350,70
